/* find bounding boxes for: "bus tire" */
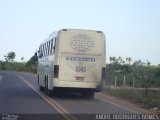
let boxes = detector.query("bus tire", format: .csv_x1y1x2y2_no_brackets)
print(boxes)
39,86,44,92
44,75,53,97
44,76,48,94
38,74,39,85
47,89,53,97
81,92,95,99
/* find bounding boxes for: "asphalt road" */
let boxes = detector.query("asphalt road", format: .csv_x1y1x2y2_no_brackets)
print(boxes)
0,71,144,120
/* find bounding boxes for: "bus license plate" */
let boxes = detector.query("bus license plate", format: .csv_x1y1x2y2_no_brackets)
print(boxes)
76,77,84,80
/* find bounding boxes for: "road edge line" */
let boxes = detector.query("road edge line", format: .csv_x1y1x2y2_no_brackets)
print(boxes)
0,74,2,82
96,93,138,113
17,75,75,120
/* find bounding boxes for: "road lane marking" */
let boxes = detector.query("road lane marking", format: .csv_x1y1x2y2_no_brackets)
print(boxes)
17,75,77,120
0,74,2,82
96,94,138,113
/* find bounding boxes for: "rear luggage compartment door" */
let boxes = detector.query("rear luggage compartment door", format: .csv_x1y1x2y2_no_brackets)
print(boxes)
59,56,102,83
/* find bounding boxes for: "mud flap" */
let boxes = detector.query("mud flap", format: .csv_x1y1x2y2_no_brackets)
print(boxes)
95,83,103,92
95,67,106,92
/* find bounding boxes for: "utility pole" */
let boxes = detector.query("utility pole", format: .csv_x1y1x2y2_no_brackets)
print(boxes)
115,75,117,87
133,76,135,88
123,75,126,86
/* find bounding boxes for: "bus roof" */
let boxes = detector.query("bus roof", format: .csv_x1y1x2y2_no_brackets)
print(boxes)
39,29,104,46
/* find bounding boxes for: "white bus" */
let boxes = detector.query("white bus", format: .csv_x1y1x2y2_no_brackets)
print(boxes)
36,29,106,98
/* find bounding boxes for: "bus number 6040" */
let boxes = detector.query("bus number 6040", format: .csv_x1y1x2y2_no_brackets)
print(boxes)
76,66,86,72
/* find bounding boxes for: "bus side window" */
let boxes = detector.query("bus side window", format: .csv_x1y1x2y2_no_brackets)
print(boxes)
53,38,56,53
43,43,46,56
46,42,48,55
50,40,52,54
38,45,43,58
39,45,41,54
47,41,50,55
42,44,44,56
47,41,49,55
48,40,51,55
50,39,53,54
51,38,56,54
38,45,41,53
45,42,47,56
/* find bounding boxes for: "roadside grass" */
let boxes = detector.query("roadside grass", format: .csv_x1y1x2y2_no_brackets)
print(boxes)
103,87,160,112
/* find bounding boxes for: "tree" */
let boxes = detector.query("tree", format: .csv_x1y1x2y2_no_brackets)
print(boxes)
126,57,132,65
109,57,117,64
133,60,143,66
114,57,119,64
4,52,16,62
26,55,37,66
109,57,114,63
118,56,123,64
21,57,24,62
146,60,151,67
26,55,38,73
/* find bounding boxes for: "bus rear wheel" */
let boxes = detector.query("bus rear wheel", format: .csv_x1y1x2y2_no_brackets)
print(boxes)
46,89,53,97
81,92,95,99
44,76,53,97
39,86,44,92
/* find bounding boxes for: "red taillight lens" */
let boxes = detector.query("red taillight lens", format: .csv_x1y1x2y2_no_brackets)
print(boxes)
76,76,84,80
54,65,59,78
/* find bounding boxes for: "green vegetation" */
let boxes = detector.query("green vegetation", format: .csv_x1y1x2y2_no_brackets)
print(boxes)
1,52,160,110
4,51,16,62
0,51,37,73
104,88,160,110
106,58,160,88
105,56,160,111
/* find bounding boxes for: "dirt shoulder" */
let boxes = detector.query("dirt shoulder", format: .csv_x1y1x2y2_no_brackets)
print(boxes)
97,92,155,114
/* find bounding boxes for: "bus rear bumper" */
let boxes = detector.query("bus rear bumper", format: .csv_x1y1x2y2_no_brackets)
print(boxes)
53,80,104,92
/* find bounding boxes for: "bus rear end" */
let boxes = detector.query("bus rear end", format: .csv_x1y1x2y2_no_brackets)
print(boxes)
54,29,106,98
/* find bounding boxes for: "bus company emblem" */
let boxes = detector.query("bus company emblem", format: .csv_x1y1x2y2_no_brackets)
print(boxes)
71,34,94,52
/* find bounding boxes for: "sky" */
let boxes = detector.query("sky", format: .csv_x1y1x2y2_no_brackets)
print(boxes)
0,0,160,65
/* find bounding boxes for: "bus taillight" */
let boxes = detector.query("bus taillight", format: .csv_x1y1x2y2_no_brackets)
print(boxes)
54,65,59,78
